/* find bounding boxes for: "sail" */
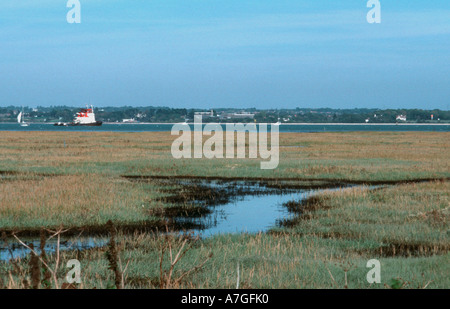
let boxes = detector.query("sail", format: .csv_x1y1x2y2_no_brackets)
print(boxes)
17,112,22,123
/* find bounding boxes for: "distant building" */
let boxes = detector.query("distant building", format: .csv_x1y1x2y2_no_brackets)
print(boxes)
231,112,255,119
365,118,370,123
396,115,407,122
122,118,137,123
194,110,214,117
219,111,255,119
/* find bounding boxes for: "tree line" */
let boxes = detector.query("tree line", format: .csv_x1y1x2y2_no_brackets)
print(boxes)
0,106,448,123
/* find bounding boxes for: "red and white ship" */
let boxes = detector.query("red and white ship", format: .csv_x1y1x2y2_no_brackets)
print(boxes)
55,105,102,126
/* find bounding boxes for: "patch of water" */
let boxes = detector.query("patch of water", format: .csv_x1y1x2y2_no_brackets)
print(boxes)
0,237,106,262
1,179,367,261
195,190,312,237
169,179,353,237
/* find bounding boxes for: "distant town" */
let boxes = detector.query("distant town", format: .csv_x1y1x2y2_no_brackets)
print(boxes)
0,106,448,124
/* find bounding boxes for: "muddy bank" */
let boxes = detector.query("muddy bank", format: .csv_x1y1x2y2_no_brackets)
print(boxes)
0,170,63,183
154,179,314,206
361,242,450,258
123,174,449,187
0,170,62,177
282,195,331,214
0,219,203,238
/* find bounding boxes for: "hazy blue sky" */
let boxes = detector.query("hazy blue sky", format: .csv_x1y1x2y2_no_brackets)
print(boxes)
1,0,449,109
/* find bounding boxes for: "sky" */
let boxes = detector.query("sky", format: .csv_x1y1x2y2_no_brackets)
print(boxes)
0,0,449,109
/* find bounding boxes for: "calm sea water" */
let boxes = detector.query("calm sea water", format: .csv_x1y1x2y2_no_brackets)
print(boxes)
1,123,449,132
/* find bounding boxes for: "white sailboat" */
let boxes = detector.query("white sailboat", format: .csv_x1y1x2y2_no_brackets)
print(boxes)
17,109,29,127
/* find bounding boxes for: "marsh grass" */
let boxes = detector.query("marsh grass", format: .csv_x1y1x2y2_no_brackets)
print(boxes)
0,131,448,180
4,229,447,289
0,131,448,289
0,174,166,231
278,181,449,255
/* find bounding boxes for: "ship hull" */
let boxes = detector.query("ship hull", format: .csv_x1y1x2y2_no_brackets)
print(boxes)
54,121,103,126
69,121,103,126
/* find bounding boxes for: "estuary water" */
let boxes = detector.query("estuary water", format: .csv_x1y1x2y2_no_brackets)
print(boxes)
0,123,449,132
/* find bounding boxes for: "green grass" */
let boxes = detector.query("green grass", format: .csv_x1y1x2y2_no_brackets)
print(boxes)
3,231,448,289
2,181,448,289
1,131,449,181
0,131,448,289
277,181,449,250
